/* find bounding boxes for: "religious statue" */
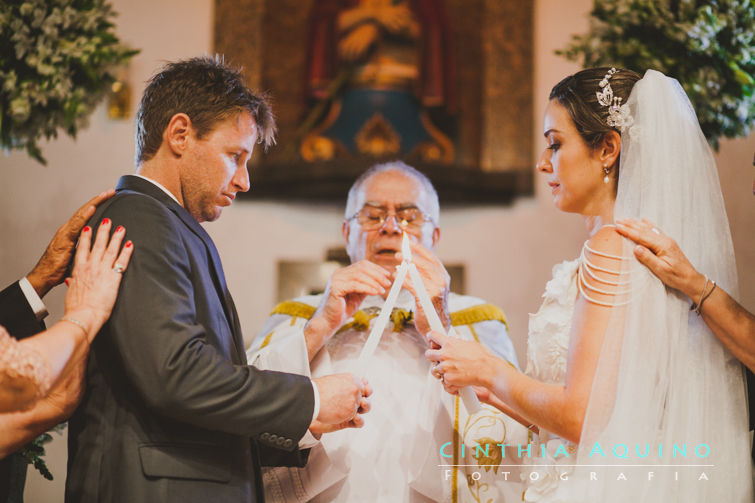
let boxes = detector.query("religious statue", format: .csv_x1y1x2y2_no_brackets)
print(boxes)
300,0,457,163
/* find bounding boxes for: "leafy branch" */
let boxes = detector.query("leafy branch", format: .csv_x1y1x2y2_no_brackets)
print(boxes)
559,0,755,149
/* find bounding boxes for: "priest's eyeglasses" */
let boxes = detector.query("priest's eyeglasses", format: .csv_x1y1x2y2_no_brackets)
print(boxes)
347,205,434,230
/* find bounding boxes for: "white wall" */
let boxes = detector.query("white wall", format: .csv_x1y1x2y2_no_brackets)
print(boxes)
1,0,752,500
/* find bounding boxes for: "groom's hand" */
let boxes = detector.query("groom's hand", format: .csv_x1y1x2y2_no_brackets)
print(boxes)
309,374,372,436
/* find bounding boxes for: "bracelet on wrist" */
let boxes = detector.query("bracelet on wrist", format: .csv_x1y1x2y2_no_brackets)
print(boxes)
695,281,716,315
690,277,716,316
61,317,89,341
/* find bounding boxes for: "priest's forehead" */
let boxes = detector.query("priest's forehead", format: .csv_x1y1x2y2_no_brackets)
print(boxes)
345,162,440,222
360,170,425,208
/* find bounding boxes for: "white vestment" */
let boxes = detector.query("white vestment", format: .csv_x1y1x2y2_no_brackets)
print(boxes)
248,290,527,502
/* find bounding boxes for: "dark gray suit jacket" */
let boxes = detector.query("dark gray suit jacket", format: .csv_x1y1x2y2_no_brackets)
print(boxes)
65,176,315,503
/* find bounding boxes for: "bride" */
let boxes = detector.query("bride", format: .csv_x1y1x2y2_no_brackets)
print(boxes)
426,67,754,501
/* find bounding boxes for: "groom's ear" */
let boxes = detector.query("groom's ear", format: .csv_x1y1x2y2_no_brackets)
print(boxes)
164,113,192,158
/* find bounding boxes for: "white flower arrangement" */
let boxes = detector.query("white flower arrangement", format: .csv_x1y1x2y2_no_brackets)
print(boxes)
0,0,138,164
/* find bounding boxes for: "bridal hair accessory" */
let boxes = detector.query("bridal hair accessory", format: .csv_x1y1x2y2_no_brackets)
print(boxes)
596,67,634,131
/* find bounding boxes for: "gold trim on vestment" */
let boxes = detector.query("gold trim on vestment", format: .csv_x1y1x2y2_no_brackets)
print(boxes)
450,304,509,330
270,301,316,320
336,310,379,333
270,301,508,329
259,331,275,349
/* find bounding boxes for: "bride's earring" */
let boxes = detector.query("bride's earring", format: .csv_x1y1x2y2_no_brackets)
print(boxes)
603,164,611,184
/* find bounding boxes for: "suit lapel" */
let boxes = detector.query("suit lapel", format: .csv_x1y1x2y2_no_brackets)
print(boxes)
115,176,246,364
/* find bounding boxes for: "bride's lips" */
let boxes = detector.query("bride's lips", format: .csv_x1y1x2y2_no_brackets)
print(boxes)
548,182,560,194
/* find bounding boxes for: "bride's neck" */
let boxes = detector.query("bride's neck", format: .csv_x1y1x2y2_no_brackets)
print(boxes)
581,189,616,236
584,210,614,236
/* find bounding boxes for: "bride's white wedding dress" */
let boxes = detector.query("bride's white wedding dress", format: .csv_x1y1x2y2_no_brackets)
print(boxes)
521,258,580,502
517,69,753,502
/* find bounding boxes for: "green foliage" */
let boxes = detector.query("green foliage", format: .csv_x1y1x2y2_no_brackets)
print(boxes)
0,0,138,164
17,423,66,481
559,0,755,149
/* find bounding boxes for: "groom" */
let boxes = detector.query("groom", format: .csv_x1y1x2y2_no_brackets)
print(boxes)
65,56,369,503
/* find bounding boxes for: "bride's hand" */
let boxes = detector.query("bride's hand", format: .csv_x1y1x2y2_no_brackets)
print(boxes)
425,330,495,389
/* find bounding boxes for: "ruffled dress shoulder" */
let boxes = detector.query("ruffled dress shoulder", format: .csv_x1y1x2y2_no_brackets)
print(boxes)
525,258,580,385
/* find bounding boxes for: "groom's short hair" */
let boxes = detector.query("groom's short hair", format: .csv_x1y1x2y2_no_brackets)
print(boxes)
135,55,276,165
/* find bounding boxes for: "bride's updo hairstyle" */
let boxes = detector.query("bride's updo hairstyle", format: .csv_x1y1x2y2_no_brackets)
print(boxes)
549,67,641,149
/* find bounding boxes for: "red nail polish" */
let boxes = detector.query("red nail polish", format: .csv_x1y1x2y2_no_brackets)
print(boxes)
102,218,110,225
65,278,70,286
116,225,124,233
125,241,133,248
82,226,91,233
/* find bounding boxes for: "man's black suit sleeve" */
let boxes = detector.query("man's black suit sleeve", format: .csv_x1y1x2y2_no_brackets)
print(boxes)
97,195,314,448
0,282,44,339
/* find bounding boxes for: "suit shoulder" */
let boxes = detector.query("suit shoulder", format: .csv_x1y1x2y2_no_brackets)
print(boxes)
104,191,175,220
96,191,180,234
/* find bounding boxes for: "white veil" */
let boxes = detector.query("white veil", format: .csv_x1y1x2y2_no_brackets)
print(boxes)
574,70,753,501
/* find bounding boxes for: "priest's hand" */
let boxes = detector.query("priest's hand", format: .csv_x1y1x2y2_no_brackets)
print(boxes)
304,261,391,360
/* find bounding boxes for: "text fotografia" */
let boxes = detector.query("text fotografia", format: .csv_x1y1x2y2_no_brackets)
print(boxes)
439,442,712,460
440,442,713,485
442,469,712,483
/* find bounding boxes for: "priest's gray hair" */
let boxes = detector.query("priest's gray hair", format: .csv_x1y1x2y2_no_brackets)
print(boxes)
344,161,440,225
